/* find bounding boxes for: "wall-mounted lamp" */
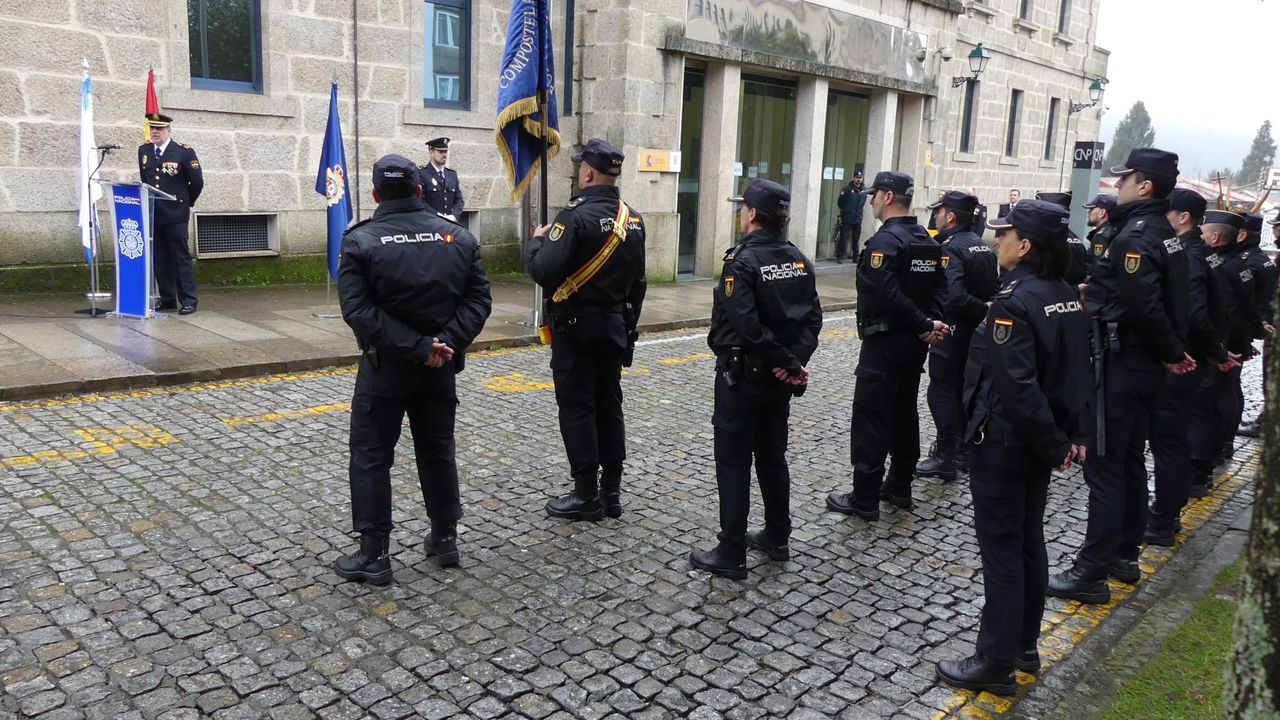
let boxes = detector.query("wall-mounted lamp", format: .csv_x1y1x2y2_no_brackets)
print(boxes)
951,44,990,87
1068,79,1106,113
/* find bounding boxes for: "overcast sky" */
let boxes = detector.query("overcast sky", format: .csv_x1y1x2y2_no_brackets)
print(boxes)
1095,0,1278,178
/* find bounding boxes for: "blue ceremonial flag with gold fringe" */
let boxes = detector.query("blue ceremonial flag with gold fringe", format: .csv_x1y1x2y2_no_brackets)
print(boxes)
495,0,560,201
315,82,352,281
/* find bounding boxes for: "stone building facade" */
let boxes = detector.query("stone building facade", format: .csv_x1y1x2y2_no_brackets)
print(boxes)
0,0,1108,284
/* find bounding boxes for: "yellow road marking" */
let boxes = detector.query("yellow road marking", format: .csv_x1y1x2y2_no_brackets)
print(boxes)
658,352,714,365
2,424,179,468
930,450,1259,719
222,403,351,427
480,373,556,392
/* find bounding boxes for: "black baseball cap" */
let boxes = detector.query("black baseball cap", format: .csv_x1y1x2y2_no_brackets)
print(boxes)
870,171,913,196
571,137,624,176
928,190,979,214
1203,210,1245,230
425,137,450,149
727,179,790,214
988,198,1070,241
1035,191,1072,209
1168,188,1207,218
1243,214,1264,233
1082,194,1117,210
1111,147,1179,179
371,154,420,192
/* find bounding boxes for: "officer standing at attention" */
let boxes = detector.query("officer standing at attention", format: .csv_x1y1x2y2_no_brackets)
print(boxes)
834,170,866,263
935,200,1089,696
689,180,823,580
138,112,203,315
529,138,647,522
1145,189,1236,546
1049,148,1193,604
917,191,999,483
333,154,493,585
1035,191,1093,285
826,171,949,520
1083,194,1118,272
1235,212,1278,438
420,137,464,222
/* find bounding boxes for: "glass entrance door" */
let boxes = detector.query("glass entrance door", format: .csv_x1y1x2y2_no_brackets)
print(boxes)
676,67,705,275
816,91,870,260
736,75,797,241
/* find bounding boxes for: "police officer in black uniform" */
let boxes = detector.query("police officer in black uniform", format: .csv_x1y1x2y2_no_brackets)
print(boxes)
826,171,948,520
529,138,647,522
935,200,1089,696
1035,191,1093,284
917,190,999,483
1236,212,1278,437
1049,148,1193,604
138,112,203,314
1145,189,1236,545
1083,193,1118,271
420,137,464,221
835,171,866,263
689,180,823,580
333,154,493,585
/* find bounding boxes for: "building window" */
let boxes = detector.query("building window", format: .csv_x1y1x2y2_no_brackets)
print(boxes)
959,80,978,154
424,1,470,109
1044,97,1060,160
1057,0,1070,33
1005,89,1024,158
1019,0,1033,20
187,0,262,93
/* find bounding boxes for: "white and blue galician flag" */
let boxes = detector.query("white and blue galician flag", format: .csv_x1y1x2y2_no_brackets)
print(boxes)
315,82,352,281
78,60,103,263
495,0,560,201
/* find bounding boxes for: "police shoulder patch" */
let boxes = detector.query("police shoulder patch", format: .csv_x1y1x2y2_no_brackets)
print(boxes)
941,255,951,268
190,160,200,169
993,317,1014,344
1093,243,1104,256
549,222,565,241
869,251,885,269
1124,252,1141,274
723,274,735,297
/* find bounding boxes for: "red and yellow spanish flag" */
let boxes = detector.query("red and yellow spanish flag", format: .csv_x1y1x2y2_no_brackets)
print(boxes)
143,68,159,142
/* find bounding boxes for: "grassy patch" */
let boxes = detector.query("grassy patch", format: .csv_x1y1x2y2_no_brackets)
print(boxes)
1100,557,1244,720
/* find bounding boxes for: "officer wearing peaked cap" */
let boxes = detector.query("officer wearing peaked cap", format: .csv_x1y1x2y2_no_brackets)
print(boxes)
917,190,999,483
936,199,1089,696
529,138,647,524
1050,147,1193,605
1083,194,1118,270
138,112,203,314
688,180,823,580
333,154,493,585
1036,191,1093,284
826,170,949,520
1235,212,1278,438
420,137,464,221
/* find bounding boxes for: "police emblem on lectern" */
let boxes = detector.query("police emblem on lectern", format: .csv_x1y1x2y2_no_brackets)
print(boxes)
119,218,145,260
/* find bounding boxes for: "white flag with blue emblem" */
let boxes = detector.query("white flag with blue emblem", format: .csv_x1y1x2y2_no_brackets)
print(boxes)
78,60,103,262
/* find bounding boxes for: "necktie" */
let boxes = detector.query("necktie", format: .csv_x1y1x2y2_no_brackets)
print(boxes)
155,146,161,158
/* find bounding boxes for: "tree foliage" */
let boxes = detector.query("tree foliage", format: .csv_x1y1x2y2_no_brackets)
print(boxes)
1235,121,1276,187
1103,101,1156,171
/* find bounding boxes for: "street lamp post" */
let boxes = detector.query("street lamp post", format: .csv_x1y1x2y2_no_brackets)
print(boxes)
951,44,991,87
1069,78,1106,114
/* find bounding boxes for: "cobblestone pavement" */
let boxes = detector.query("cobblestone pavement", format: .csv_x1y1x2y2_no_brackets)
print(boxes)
0,311,1263,720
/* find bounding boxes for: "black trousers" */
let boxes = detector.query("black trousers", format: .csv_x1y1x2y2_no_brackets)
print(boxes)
1076,354,1161,578
551,334,626,482
1148,366,1202,531
836,223,862,262
926,329,972,449
349,355,461,534
153,221,198,307
850,333,929,505
1221,365,1245,457
712,372,794,556
970,439,1050,662
1187,367,1228,485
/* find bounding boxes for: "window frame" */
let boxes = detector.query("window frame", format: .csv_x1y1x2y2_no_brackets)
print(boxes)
423,0,471,110
1057,0,1071,33
1005,89,1024,158
959,80,978,154
1019,0,1033,21
1043,97,1060,161
188,0,264,93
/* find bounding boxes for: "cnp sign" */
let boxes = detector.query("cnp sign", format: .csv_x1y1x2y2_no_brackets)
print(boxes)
1073,141,1106,170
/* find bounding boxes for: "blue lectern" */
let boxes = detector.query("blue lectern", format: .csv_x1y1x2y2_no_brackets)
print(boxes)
105,182,172,318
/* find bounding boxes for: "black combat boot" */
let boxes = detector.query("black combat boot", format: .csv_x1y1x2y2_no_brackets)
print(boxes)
826,491,879,521
689,543,748,580
1237,414,1263,438
746,529,789,561
935,653,1017,696
954,443,971,473
880,466,914,509
1047,565,1110,604
600,469,623,519
424,520,459,567
1110,558,1140,584
1015,647,1041,674
915,441,957,482
546,474,605,521
334,532,392,585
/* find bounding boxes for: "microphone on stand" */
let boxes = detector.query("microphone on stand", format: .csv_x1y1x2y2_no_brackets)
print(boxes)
94,144,121,151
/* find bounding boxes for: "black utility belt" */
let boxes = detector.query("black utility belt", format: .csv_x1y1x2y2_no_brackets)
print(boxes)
716,347,772,382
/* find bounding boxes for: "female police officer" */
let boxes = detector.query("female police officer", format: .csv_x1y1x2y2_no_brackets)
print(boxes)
935,200,1089,695
689,179,823,579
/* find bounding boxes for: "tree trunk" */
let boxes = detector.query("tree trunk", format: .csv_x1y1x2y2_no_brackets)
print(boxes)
1228,328,1280,719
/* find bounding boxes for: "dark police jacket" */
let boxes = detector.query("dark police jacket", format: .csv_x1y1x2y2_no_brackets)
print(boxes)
528,184,647,353
138,141,204,226
837,183,865,226
1064,229,1094,285
1182,229,1229,365
1212,244,1261,356
420,163,464,218
1083,198,1189,365
707,228,823,376
963,265,1090,467
931,224,998,360
1240,235,1279,326
856,216,946,337
337,197,492,370
1086,224,1115,275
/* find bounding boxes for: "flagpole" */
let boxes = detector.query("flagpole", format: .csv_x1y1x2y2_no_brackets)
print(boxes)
531,0,550,330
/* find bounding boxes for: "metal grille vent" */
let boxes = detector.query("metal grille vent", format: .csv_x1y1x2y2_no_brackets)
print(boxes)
195,214,275,257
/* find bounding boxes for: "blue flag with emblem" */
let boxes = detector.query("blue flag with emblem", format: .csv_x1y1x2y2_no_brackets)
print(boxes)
495,0,560,201
315,82,352,281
